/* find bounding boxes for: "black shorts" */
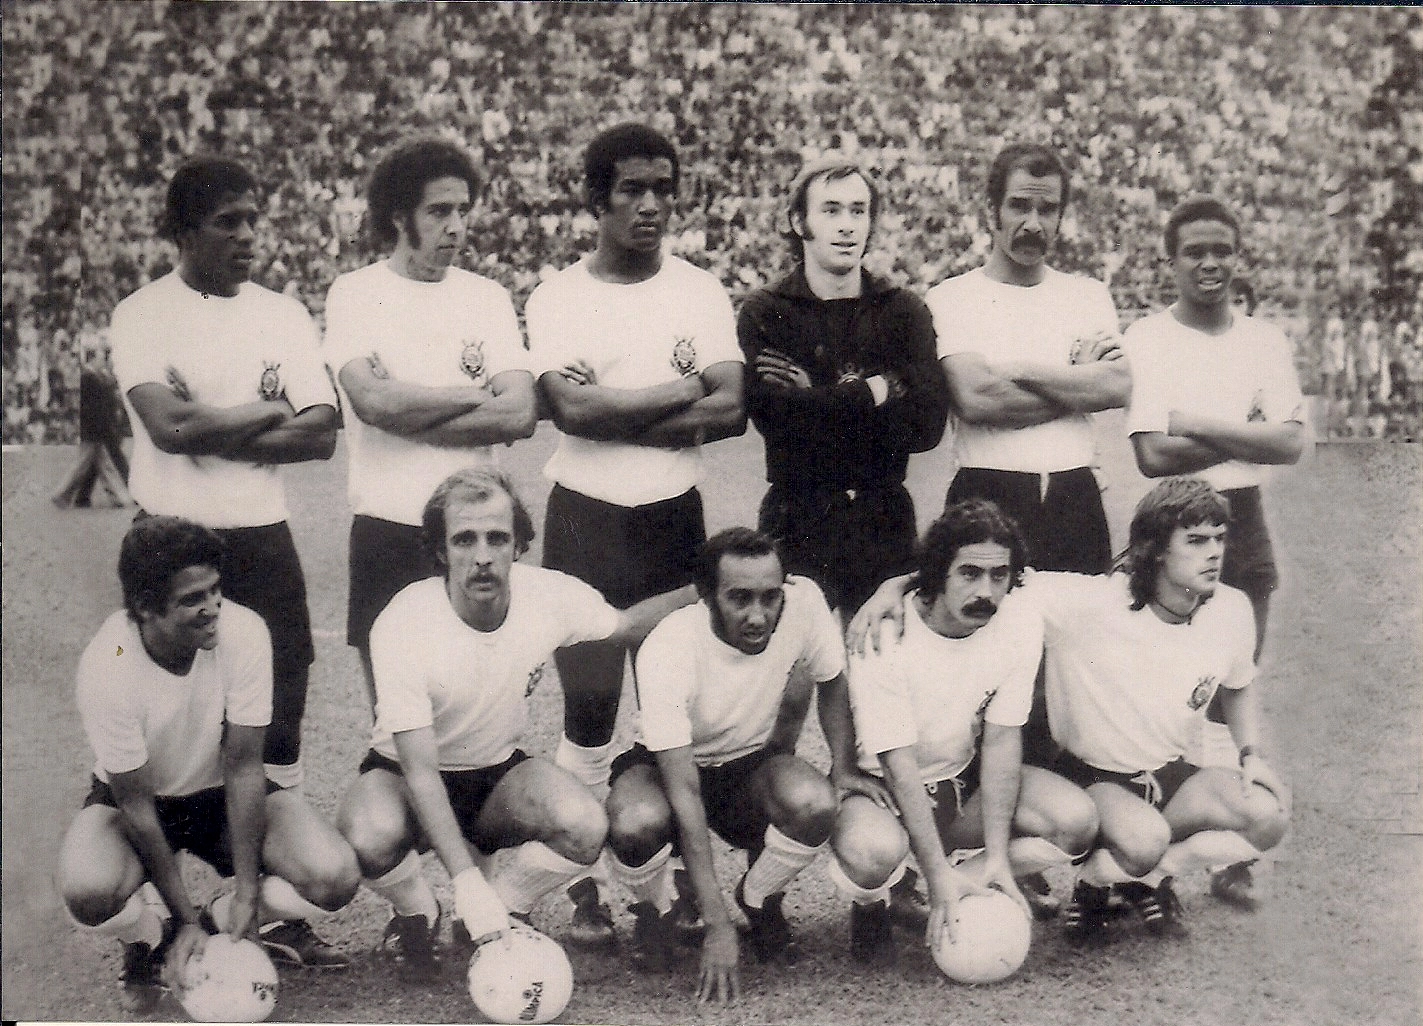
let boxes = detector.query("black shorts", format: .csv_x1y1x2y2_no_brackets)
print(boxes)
83,776,280,878
1218,487,1279,604
759,482,917,615
924,757,982,828
358,748,528,843
946,466,1111,575
211,522,316,680
543,485,704,609
347,515,438,650
1051,750,1200,810
611,743,777,853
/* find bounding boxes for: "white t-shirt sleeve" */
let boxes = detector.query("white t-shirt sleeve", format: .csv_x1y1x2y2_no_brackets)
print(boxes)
369,595,437,736
224,607,275,728
926,279,966,361
548,571,623,648
321,275,370,377
790,577,847,682
110,294,167,393
982,597,1043,728
1259,325,1306,424
1217,589,1258,692
688,274,743,369
522,280,570,380
277,300,338,414
1122,321,1171,436
482,285,531,380
635,617,696,753
847,639,917,759
77,633,150,777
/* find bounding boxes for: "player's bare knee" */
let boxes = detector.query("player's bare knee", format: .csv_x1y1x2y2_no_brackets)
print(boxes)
543,790,609,864
63,882,131,928
768,766,837,844
1111,822,1170,877
1054,797,1100,857
1243,800,1289,853
606,798,673,866
831,821,906,889
341,811,412,878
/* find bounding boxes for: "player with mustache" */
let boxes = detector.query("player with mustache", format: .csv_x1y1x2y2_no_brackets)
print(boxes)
830,500,1097,965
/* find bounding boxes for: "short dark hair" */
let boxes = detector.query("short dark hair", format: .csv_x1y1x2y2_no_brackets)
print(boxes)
584,123,678,216
420,468,535,572
785,156,880,256
367,137,480,252
917,499,1028,602
1163,195,1241,258
119,516,225,619
694,527,781,602
1115,478,1231,610
158,157,258,241
986,143,1070,221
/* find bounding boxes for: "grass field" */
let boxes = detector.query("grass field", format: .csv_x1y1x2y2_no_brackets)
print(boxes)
3,419,1420,1025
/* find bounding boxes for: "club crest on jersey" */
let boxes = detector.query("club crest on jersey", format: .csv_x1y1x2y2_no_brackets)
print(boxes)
525,661,546,698
258,361,282,401
670,336,698,377
459,340,487,384
1188,677,1216,710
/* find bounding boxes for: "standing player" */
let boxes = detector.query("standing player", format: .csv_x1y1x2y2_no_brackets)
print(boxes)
738,154,950,619
849,479,1292,939
602,528,885,1004
1126,194,1305,664
831,501,1097,965
526,123,746,940
57,517,359,1014
324,137,536,709
110,160,342,969
926,142,1128,578
337,469,695,982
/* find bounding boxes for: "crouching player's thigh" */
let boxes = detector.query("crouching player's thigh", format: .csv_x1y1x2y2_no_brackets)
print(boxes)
474,757,608,864
263,788,360,911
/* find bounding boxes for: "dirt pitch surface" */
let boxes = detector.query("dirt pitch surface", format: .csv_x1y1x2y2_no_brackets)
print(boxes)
3,422,1419,1025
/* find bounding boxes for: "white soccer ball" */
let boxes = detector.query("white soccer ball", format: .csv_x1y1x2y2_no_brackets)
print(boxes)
175,934,279,1022
466,924,574,1024
931,889,1032,984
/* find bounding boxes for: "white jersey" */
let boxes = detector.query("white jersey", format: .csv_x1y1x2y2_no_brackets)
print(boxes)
1021,572,1255,774
323,261,530,526
1123,309,1306,492
76,604,272,797
111,272,335,527
636,576,844,766
848,588,1041,781
369,566,621,769
525,255,742,506
927,266,1119,473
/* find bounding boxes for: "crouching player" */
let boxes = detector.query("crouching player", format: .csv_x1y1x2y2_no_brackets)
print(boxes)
1038,478,1291,938
604,528,886,1005
337,469,694,982
58,517,359,1015
832,500,1097,965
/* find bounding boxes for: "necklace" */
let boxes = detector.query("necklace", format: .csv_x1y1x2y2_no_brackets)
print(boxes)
1150,595,1199,624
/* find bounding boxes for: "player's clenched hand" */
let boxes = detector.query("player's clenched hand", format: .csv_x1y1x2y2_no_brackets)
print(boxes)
695,921,740,1005
845,583,907,656
1240,754,1289,811
453,868,512,945
754,348,811,390
558,359,598,386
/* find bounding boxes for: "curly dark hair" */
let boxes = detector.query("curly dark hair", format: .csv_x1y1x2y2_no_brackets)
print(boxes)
917,499,1028,602
119,516,225,618
366,136,479,252
158,157,258,241
583,122,678,216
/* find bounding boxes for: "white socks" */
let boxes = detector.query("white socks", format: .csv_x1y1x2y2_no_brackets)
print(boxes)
827,855,904,906
555,737,616,801
264,761,303,792
742,825,823,909
365,850,439,925
211,875,331,930
84,884,165,949
1158,831,1262,877
608,843,673,913
484,841,588,916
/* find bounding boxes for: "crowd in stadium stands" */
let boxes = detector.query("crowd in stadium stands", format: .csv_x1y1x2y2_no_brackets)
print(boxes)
4,3,1420,443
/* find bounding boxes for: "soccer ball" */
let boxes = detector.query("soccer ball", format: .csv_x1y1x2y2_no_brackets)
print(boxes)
931,889,1032,984
175,934,279,1022
466,924,574,1025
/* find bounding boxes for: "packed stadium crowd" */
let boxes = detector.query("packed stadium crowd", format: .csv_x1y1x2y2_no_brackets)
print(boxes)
3,2,1420,443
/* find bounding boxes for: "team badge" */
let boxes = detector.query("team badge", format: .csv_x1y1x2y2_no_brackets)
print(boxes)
459,340,487,384
258,361,282,401
1188,677,1216,710
525,661,546,698
670,336,698,377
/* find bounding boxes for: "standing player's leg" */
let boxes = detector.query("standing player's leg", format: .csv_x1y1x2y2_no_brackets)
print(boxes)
337,758,442,982
58,802,169,1013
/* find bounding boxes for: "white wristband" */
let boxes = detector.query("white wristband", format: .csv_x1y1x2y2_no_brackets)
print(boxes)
453,868,510,944
866,375,890,406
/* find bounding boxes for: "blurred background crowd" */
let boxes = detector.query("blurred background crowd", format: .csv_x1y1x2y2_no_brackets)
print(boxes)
3,2,1420,443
